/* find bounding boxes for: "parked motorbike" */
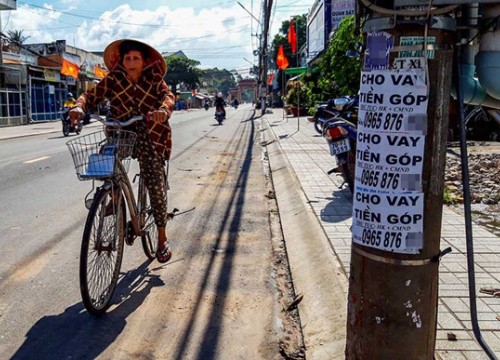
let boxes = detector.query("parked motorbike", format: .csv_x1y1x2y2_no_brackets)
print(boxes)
61,107,83,136
323,118,357,192
321,97,359,192
214,106,225,125
308,96,359,134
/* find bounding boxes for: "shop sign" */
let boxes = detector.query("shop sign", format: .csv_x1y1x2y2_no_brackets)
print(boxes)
44,69,60,82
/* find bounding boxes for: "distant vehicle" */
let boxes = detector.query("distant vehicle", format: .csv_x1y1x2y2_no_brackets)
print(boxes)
214,106,224,125
61,107,83,136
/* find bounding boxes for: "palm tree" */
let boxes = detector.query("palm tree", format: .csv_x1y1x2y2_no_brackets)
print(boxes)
7,30,30,53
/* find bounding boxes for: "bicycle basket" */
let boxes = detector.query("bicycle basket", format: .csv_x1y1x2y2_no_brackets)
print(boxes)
66,129,137,181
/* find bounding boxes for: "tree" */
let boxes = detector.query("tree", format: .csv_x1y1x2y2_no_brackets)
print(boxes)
6,29,30,53
164,56,203,93
199,68,237,96
317,16,362,97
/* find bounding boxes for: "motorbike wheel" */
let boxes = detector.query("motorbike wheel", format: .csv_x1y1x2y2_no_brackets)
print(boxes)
464,105,493,140
76,123,82,135
63,122,70,137
340,145,356,193
314,119,323,134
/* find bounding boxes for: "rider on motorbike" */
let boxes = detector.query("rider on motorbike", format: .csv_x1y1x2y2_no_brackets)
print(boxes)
214,92,226,119
232,98,239,108
64,93,76,125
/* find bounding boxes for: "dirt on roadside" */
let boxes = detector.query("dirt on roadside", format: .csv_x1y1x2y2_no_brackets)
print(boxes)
444,141,500,237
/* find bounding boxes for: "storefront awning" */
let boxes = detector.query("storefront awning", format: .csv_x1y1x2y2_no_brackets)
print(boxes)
284,67,307,75
3,58,21,64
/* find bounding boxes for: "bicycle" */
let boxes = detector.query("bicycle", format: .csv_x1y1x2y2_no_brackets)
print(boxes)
66,115,171,316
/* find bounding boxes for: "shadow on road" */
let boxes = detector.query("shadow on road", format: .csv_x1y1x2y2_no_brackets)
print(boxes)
172,110,256,360
11,261,163,360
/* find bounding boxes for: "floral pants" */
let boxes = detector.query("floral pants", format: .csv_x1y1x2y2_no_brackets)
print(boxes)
133,125,168,227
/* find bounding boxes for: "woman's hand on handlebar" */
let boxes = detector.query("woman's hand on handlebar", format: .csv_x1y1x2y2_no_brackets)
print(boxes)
148,109,169,124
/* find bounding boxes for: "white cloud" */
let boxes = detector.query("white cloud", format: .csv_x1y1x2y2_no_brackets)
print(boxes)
1,1,312,74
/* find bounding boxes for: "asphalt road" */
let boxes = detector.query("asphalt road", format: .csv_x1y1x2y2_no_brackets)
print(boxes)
0,105,289,359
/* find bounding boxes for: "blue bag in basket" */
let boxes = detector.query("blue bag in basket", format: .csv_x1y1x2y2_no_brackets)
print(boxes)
85,144,117,176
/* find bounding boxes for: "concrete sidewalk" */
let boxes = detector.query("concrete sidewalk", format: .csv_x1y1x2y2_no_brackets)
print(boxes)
262,109,500,359
0,120,102,141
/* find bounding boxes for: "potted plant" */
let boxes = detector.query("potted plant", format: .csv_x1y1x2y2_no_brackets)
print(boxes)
284,80,311,116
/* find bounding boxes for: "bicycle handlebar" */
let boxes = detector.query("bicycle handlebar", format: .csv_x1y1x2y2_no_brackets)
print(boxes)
89,114,145,127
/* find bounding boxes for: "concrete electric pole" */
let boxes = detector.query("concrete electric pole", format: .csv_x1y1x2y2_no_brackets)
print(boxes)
345,1,462,358
260,0,273,115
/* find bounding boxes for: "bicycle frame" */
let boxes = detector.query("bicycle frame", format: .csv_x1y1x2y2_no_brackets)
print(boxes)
101,161,144,238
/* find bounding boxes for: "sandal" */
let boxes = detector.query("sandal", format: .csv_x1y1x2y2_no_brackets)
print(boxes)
156,243,172,263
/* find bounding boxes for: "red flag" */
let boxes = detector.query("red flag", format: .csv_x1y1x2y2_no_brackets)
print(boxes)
276,45,289,70
267,73,274,85
61,58,80,78
288,19,297,54
94,64,108,79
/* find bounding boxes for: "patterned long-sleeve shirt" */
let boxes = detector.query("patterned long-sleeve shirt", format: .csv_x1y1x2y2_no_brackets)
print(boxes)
75,62,175,160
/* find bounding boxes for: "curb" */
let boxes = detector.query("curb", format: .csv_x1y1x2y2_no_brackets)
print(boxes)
263,115,349,360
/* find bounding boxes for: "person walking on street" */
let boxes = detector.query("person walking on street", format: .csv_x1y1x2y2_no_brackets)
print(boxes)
69,39,176,263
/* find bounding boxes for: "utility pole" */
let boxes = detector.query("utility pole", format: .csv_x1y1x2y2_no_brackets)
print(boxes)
0,1,18,87
260,0,273,115
346,1,458,358
0,11,5,87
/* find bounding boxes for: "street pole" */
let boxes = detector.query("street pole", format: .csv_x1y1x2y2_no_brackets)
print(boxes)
0,14,5,87
346,3,457,358
261,0,273,115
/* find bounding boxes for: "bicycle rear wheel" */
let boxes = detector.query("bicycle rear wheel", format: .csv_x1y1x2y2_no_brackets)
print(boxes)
80,186,125,316
138,176,158,260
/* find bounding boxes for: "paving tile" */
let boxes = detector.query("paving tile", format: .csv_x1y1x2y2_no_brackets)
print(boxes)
436,339,483,351
461,350,494,360
435,350,468,360
266,114,500,359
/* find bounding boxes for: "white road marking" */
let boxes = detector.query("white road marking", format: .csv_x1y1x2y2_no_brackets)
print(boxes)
23,156,50,164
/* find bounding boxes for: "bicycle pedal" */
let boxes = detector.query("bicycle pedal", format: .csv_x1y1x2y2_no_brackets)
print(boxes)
126,222,135,245
125,236,135,246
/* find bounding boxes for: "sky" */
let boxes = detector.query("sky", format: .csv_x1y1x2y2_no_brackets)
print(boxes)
0,0,313,76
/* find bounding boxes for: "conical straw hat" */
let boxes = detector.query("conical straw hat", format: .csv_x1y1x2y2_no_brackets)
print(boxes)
103,39,167,76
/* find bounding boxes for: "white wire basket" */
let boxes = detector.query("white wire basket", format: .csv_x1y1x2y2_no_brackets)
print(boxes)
66,129,137,181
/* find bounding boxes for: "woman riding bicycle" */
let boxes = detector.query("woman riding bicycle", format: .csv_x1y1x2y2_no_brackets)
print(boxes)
69,39,175,263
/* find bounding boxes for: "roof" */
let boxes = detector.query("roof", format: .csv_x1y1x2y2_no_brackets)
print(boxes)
161,50,187,59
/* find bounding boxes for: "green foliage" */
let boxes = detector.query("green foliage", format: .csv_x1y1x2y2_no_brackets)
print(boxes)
443,187,461,205
200,68,237,96
164,56,203,93
284,81,312,108
7,29,30,44
6,30,30,53
317,16,362,97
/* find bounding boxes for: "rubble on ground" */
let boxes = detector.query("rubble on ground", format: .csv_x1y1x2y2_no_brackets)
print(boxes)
444,148,500,236
445,152,500,205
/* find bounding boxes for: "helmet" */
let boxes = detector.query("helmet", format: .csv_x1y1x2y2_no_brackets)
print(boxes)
67,92,73,98
217,92,223,98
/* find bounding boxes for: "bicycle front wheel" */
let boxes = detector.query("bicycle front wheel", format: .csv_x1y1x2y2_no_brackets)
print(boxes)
80,186,125,316
138,177,158,260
